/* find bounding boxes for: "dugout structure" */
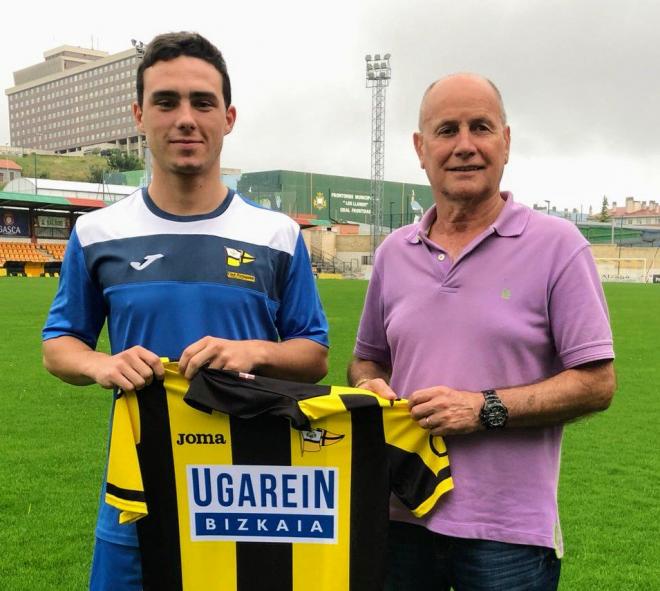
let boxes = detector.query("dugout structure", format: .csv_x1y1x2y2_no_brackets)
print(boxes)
0,190,106,276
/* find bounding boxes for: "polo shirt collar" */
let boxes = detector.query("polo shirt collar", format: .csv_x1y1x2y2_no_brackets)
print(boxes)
404,206,436,244
492,192,530,237
404,191,530,244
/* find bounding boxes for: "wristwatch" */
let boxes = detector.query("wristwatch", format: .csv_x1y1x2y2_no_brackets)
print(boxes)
479,389,508,429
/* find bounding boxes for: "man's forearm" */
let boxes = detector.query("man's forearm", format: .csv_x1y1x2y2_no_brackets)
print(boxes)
347,358,391,387
408,360,616,436
42,336,107,386
43,336,165,391
499,360,616,427
255,338,328,383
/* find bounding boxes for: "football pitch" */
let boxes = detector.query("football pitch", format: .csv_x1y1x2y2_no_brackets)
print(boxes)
0,277,658,589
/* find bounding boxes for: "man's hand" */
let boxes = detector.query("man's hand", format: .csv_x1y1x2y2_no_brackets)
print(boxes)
179,337,263,380
43,336,163,391
354,377,397,401
408,386,483,436
86,346,164,391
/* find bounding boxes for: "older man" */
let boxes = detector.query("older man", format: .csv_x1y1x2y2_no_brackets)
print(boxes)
348,73,615,590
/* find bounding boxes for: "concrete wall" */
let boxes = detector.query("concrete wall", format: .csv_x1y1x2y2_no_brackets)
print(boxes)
335,234,371,253
310,228,337,255
591,244,660,266
335,252,365,270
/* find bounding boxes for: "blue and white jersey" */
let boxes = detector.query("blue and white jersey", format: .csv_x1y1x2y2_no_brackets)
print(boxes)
43,187,329,545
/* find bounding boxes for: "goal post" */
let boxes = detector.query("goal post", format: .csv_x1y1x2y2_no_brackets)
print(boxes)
594,257,647,283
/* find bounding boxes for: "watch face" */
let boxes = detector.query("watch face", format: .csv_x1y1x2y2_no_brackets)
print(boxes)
487,406,508,427
480,391,508,429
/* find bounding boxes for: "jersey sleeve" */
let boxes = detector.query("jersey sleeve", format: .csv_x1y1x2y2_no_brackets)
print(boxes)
105,391,148,524
548,244,614,368
383,404,453,517
276,233,329,346
41,228,107,348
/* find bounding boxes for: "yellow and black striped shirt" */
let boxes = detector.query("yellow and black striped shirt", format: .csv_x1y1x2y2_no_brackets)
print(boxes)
106,362,452,591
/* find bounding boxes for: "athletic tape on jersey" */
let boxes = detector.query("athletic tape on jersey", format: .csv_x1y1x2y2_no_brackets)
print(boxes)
106,362,453,591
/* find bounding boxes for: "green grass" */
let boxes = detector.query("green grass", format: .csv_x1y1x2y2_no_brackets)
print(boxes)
0,152,108,185
0,278,658,589
0,278,109,588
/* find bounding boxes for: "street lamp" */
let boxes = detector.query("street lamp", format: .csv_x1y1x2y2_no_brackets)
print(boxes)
3,145,9,186
131,39,147,159
389,201,395,232
33,131,43,195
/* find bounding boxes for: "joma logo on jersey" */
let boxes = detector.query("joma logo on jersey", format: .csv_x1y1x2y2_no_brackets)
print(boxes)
176,433,227,446
187,465,338,543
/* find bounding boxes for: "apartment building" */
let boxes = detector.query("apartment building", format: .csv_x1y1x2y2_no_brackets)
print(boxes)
5,45,144,155
609,197,660,227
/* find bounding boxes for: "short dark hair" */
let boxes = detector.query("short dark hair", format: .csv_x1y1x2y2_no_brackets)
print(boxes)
136,32,231,108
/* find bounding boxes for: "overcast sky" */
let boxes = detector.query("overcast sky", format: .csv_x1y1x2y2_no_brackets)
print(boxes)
2,0,659,212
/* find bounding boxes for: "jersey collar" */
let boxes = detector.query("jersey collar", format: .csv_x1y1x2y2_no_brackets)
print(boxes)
141,187,236,222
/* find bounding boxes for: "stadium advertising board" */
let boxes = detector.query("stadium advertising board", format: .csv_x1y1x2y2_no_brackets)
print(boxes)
0,210,29,236
332,192,372,216
37,215,69,229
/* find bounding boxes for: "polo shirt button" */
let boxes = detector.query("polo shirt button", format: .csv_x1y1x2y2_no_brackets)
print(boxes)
437,253,446,261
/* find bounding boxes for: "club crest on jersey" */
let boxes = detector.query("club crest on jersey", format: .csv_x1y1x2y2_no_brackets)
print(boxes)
225,246,255,267
300,428,344,454
225,246,256,282
187,465,338,544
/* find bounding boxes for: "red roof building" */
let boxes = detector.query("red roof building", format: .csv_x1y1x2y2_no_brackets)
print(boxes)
0,160,22,184
608,197,660,227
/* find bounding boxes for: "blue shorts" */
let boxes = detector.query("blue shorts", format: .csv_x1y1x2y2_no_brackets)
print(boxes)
89,538,142,591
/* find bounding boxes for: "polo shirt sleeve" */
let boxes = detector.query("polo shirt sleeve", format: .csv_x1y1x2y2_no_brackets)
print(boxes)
353,260,391,366
276,233,329,347
549,243,614,368
42,228,106,349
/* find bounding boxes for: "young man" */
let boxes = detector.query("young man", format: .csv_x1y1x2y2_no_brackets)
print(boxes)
43,32,328,589
348,73,615,590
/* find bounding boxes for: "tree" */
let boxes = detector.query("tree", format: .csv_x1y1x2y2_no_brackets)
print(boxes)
105,149,144,172
88,164,107,183
599,195,610,222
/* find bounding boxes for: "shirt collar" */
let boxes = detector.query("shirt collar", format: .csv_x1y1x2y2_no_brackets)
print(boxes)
404,191,530,244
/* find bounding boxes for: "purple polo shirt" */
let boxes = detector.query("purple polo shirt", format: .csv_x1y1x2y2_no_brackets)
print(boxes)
354,192,614,555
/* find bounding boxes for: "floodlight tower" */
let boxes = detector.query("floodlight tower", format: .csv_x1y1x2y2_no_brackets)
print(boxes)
131,39,146,58
365,53,391,257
